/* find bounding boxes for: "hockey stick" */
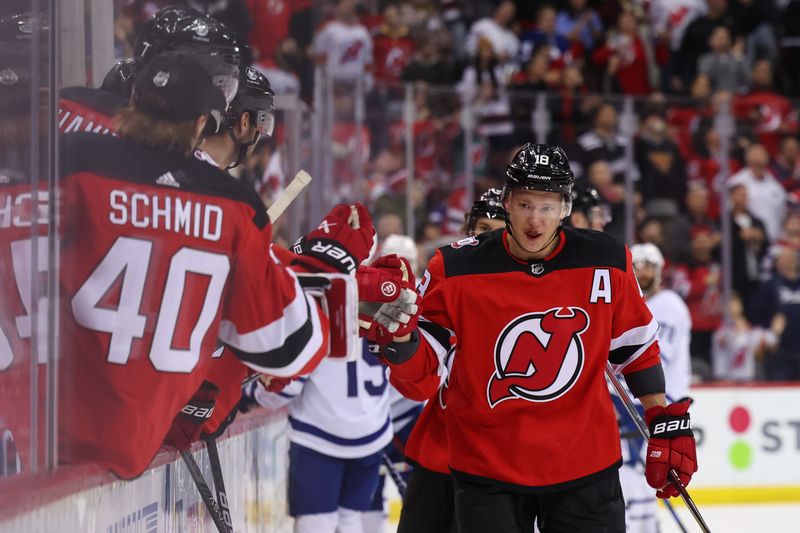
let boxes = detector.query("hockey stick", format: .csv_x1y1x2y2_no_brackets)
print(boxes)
381,452,408,497
604,363,711,533
267,169,312,222
205,438,234,531
179,449,232,533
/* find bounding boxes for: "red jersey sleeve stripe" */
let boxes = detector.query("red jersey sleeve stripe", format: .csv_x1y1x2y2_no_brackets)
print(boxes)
610,336,659,372
609,317,658,352
219,276,326,377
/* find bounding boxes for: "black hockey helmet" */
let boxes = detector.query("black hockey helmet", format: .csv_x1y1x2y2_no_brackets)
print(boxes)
571,185,603,214
466,188,507,234
221,66,276,169
225,66,275,137
504,143,574,196
0,10,49,114
101,58,135,98
133,6,241,108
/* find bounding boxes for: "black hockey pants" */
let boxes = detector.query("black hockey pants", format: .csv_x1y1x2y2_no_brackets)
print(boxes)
454,470,626,533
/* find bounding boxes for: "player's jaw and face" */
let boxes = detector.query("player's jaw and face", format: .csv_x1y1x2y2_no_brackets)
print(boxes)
504,189,565,260
633,261,657,294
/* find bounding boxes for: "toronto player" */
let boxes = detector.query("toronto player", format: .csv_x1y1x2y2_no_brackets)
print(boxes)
252,341,392,533
394,189,508,533
617,243,692,533
382,144,698,532
56,53,374,479
247,250,417,533
58,6,241,135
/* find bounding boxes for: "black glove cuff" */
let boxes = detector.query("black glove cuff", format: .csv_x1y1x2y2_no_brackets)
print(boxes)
648,412,693,439
380,330,420,364
292,237,357,274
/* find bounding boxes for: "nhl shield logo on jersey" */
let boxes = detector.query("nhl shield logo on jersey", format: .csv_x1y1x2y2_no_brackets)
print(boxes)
487,307,589,408
451,236,479,249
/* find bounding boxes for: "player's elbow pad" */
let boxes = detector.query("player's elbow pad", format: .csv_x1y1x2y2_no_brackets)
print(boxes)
624,365,666,398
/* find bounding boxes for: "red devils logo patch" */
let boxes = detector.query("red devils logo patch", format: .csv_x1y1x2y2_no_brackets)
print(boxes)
487,307,589,408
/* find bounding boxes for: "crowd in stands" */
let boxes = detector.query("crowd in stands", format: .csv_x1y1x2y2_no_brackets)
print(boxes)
114,0,800,383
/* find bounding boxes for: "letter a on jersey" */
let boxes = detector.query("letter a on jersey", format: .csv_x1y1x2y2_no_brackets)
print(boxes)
487,307,589,408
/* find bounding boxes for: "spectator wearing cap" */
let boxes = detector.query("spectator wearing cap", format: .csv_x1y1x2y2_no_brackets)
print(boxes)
464,0,519,64
117,52,227,154
697,25,750,93
728,143,787,241
672,224,724,374
749,245,800,380
728,182,768,304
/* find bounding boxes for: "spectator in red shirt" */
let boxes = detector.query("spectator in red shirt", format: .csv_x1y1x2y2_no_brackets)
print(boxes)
372,3,414,82
734,60,798,157
247,0,292,63
592,10,652,95
668,73,713,159
672,225,724,373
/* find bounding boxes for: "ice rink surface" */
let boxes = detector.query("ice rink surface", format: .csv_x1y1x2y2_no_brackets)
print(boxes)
658,502,800,533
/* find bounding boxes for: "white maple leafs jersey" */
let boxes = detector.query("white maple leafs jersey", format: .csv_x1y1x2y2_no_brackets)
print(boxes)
647,289,692,402
256,341,392,458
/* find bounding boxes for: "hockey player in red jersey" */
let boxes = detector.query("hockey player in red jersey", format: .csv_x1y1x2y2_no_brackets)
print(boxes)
56,53,374,479
58,6,241,136
194,66,276,171
395,188,508,533
382,144,698,532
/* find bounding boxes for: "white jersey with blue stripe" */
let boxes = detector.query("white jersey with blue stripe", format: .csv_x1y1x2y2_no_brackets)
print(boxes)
647,289,691,403
255,341,392,458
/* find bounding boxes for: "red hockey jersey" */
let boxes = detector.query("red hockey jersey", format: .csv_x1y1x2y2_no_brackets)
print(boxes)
0,176,49,473
389,227,661,491
57,133,329,478
58,86,125,135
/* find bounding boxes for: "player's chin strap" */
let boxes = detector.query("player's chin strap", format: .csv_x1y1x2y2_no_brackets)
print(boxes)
225,128,260,170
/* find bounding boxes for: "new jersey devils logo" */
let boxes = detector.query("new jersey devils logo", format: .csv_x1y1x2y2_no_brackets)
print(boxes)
487,307,589,408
